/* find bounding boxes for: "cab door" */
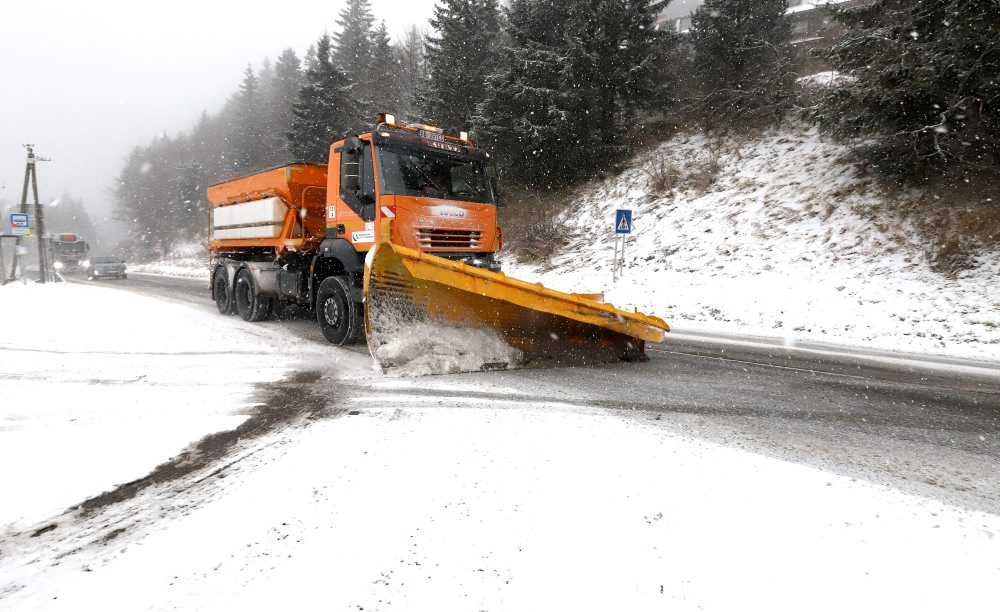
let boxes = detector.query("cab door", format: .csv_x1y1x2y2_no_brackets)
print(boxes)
328,138,377,250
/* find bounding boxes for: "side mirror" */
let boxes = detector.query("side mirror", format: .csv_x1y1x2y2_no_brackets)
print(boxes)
342,137,362,192
343,161,361,192
344,136,362,154
490,177,505,206
487,165,504,206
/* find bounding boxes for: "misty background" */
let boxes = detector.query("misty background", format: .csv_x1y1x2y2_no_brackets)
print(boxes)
0,0,436,249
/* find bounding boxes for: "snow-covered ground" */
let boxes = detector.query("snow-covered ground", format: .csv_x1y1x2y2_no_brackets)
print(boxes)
0,282,363,530
2,281,999,610
127,243,210,279
505,125,1000,361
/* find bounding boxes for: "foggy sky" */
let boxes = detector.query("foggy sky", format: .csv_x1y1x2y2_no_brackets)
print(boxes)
0,0,435,241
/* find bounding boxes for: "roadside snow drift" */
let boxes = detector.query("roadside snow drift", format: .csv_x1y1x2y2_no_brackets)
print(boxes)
0,282,361,530
506,125,1000,361
127,243,209,279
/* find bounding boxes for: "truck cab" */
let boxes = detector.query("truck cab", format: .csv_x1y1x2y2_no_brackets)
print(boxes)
327,114,502,271
52,233,90,272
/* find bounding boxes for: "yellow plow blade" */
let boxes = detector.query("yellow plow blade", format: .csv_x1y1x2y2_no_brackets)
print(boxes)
364,240,669,371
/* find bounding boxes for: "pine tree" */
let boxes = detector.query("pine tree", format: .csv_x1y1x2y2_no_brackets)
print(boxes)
114,138,183,253
304,43,318,70
817,0,1000,182
258,57,274,97
689,0,793,126
561,0,673,163
396,25,427,117
261,48,303,165
190,110,227,181
334,0,376,112
288,33,356,163
367,22,403,117
476,0,575,188
477,0,672,188
226,64,266,172
421,0,501,131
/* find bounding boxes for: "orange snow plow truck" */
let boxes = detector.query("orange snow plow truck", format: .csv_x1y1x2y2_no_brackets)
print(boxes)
208,114,669,370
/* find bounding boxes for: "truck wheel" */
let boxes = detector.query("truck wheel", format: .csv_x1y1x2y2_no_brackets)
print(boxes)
316,276,363,345
234,268,273,322
212,266,235,315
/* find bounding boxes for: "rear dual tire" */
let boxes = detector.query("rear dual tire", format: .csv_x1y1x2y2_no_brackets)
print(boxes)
234,268,273,322
213,266,236,315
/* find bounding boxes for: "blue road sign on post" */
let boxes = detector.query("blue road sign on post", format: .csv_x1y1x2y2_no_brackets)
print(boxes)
10,213,30,236
615,209,632,234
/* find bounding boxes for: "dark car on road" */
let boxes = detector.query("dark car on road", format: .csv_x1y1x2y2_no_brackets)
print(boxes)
85,256,127,280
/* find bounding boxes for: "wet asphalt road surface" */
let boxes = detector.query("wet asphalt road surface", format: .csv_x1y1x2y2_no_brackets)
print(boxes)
74,272,1000,514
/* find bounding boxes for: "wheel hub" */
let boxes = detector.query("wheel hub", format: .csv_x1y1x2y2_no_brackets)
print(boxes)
323,297,341,327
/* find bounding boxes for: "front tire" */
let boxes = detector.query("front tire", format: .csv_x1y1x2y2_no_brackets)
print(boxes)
316,276,363,345
234,268,273,322
212,266,236,315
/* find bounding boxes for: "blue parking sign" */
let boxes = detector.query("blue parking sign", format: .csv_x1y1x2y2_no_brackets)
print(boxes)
615,209,632,234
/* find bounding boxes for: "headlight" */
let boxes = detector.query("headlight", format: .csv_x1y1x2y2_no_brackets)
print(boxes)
80,260,90,267
53,261,64,270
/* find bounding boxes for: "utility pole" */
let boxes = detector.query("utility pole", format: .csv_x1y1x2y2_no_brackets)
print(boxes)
9,145,50,282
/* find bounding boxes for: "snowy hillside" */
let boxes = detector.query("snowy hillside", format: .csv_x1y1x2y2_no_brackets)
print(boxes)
505,125,1000,361
127,242,209,279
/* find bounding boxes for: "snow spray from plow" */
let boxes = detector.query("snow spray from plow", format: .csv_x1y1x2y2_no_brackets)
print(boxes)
364,222,670,372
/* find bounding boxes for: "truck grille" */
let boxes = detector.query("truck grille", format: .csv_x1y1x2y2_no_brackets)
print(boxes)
415,228,481,250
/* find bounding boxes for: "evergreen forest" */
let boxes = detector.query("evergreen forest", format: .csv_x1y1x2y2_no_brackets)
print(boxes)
113,0,1000,252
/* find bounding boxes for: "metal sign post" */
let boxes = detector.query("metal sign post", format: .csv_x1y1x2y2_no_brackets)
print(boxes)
613,209,632,282
16,245,28,285
9,145,50,283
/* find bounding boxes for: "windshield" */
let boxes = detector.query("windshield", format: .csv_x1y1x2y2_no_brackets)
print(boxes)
377,146,494,204
92,257,120,264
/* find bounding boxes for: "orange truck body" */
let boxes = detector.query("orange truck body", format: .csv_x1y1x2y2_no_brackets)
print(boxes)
206,116,505,344
208,129,499,260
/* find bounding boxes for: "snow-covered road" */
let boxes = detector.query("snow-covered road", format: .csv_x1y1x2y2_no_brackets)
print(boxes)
2,281,999,610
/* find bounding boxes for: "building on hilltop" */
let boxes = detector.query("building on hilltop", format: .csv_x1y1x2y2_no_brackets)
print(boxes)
656,0,870,72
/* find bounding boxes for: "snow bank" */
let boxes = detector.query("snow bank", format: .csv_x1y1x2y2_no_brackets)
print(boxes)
786,0,851,13
128,242,209,278
797,70,856,87
373,322,524,376
505,125,1000,361
3,398,998,610
0,282,359,530
127,261,209,278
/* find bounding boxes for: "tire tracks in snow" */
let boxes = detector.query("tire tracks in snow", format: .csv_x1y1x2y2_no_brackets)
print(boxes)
0,369,342,584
